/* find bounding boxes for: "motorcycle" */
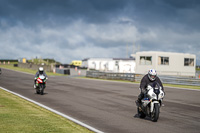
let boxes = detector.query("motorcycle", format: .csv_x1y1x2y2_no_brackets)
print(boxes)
136,82,165,122
0,68,1,74
35,74,47,95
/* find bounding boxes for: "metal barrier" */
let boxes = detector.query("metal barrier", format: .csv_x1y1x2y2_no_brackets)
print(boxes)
159,76,200,86
86,71,135,81
86,70,200,86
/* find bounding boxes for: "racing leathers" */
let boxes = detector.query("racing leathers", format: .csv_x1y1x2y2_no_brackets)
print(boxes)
137,74,164,103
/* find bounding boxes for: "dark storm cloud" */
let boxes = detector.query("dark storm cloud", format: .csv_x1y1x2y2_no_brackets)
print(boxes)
1,0,200,31
0,0,200,64
1,0,200,25
0,0,127,26
124,0,200,31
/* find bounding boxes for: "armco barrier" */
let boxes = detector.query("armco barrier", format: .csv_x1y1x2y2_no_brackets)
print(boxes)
56,68,87,76
86,70,200,86
86,71,135,81
55,68,70,75
159,76,200,86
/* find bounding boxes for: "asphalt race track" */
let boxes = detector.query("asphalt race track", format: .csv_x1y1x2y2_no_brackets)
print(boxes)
0,68,200,133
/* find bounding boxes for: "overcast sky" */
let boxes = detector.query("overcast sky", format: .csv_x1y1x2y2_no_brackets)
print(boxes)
0,0,200,64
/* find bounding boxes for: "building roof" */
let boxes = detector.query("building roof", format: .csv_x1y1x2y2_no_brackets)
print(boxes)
136,51,196,57
82,57,135,61
113,58,135,60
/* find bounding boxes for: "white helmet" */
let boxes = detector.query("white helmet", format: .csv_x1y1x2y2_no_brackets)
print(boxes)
148,69,157,81
38,67,44,74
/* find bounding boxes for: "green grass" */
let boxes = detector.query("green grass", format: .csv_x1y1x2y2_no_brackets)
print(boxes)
79,77,200,90
0,89,93,133
163,83,200,90
0,64,66,76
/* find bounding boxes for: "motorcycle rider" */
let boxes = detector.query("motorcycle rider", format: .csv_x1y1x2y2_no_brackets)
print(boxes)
136,69,164,105
34,67,48,88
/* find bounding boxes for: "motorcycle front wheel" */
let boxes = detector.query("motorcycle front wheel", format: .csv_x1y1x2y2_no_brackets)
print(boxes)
36,90,40,94
151,103,160,122
40,84,44,95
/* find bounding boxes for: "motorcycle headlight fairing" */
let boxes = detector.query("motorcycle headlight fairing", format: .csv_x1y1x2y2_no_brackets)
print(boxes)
159,92,164,99
151,93,156,98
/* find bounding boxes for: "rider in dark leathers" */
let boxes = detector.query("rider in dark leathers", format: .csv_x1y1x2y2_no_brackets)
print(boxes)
136,69,164,104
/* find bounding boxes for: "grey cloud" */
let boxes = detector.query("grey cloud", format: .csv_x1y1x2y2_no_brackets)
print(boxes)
124,0,200,32
1,0,200,31
0,0,200,64
0,0,127,26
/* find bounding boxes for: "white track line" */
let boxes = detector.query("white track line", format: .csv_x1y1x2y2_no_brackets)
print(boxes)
0,86,104,133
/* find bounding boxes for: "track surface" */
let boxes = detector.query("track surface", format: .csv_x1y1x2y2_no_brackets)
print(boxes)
0,68,200,133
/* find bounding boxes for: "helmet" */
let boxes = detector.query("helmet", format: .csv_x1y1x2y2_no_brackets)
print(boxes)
38,67,44,74
148,69,157,81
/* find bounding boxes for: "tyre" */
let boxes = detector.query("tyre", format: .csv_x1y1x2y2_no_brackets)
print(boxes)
36,90,40,94
137,107,146,118
40,89,44,95
40,84,44,95
151,103,160,122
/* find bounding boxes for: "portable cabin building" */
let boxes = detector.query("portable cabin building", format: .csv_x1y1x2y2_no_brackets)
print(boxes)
135,51,196,76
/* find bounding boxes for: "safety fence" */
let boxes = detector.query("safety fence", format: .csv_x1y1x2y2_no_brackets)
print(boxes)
86,70,200,86
158,76,200,86
86,70,135,81
55,68,87,76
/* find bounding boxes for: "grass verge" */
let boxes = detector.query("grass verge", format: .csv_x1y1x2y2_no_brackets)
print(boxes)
0,89,93,133
0,64,66,76
78,77,200,90
163,83,200,90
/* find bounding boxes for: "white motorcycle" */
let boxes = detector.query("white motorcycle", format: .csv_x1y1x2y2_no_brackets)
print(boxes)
136,82,165,122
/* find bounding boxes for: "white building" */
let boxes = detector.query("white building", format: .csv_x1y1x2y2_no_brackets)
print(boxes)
135,51,196,76
82,58,136,73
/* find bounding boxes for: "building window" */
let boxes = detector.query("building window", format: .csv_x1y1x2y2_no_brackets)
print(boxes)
158,56,169,65
115,61,119,66
184,58,194,66
140,56,152,65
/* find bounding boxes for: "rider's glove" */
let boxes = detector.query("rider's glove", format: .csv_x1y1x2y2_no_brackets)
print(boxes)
141,88,147,94
34,77,37,80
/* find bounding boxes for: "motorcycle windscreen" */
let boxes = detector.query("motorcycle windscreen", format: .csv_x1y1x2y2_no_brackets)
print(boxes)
39,75,45,80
